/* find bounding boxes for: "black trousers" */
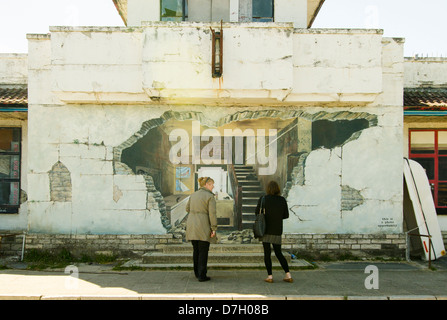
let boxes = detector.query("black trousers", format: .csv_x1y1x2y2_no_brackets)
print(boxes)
262,242,290,275
191,240,210,280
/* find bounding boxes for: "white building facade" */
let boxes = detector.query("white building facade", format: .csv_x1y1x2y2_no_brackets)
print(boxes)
0,0,410,258
403,57,447,232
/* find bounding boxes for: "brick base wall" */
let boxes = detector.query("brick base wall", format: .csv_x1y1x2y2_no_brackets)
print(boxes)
0,233,26,257
1,233,183,259
0,232,424,260
282,233,407,259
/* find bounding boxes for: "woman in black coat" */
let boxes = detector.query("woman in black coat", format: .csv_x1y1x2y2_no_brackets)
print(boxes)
255,180,292,283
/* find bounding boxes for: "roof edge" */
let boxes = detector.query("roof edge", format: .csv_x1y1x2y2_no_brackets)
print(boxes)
112,0,128,26
308,0,325,28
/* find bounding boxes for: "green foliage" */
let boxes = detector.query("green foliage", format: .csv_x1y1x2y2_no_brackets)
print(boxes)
24,248,117,270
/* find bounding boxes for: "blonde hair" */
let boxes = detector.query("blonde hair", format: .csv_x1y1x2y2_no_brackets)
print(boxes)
198,176,214,187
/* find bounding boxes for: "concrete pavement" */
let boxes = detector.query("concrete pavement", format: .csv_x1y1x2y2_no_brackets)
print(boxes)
1,257,447,300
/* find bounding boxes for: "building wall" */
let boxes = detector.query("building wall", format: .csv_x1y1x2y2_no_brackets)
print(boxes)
25,23,404,235
126,0,308,27
0,118,28,231
403,57,447,231
404,57,447,88
0,54,29,231
0,54,28,85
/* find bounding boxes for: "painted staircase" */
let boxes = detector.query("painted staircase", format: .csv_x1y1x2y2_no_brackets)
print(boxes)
233,165,264,230
120,166,314,270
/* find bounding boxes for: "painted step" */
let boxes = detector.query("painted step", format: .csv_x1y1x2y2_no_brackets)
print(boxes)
236,176,257,181
242,213,257,222
234,165,255,170
125,244,313,269
242,209,257,216
242,188,263,191
242,197,260,205
242,203,257,209
242,191,264,198
158,244,265,254
234,168,255,172
142,252,291,264
242,223,255,230
239,180,261,186
122,260,312,269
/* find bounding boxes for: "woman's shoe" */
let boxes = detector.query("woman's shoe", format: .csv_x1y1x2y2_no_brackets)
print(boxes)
283,277,293,283
198,276,211,282
264,278,273,283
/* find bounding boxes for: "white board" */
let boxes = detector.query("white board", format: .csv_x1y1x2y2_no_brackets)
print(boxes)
403,158,446,261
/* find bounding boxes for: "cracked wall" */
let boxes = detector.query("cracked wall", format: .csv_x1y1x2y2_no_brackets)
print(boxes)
284,106,403,234
49,161,72,202
22,24,404,236
341,185,364,211
112,107,402,235
26,104,402,235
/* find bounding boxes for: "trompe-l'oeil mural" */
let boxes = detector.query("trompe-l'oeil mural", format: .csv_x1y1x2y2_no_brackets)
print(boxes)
113,110,376,232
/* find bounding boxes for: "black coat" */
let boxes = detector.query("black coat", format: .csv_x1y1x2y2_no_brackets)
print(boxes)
255,195,289,236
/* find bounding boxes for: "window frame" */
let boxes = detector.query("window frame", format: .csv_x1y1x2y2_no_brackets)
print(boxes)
409,128,447,214
252,0,274,22
160,0,188,21
0,127,21,214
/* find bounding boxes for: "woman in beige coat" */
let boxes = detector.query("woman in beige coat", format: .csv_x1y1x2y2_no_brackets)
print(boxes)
186,177,217,282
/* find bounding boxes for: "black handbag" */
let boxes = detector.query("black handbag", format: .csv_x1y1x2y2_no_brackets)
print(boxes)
253,196,265,238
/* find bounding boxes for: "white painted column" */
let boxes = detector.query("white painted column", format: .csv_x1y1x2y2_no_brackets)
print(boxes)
275,0,307,28
229,0,239,22
128,0,160,26
238,0,252,22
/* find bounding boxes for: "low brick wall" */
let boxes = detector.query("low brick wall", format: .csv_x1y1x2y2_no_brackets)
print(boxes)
2,232,446,260
282,233,407,259
0,232,415,260
1,233,183,259
0,233,26,257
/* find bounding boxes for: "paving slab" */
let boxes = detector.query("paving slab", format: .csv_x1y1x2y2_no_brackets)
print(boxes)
1,260,447,300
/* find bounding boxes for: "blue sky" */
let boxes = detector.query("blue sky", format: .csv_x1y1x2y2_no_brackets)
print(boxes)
0,0,446,57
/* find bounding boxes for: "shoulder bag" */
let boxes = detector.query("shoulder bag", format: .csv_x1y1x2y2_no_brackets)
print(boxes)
253,196,266,239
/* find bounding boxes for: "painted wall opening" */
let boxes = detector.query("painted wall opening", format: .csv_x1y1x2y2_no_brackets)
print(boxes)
115,109,377,233
312,119,370,149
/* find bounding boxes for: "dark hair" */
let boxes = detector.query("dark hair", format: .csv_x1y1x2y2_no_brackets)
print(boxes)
266,181,280,195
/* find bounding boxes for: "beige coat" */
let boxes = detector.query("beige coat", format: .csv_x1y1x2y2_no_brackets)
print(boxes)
185,187,217,242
